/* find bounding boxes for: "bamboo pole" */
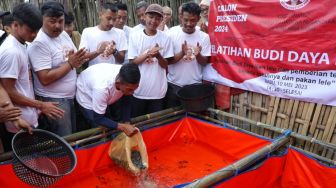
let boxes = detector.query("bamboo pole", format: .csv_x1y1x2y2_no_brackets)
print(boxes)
130,106,183,123
69,114,185,147
0,108,184,162
208,108,336,151
292,146,336,166
184,133,290,188
188,113,269,140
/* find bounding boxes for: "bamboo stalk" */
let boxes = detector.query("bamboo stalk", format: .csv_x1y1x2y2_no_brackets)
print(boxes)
317,106,331,154
276,99,285,129
282,99,294,130
184,133,290,188
69,114,185,147
312,106,327,153
292,146,336,166
189,113,269,140
321,107,336,157
207,108,336,151
264,97,275,137
130,106,183,123
306,104,322,151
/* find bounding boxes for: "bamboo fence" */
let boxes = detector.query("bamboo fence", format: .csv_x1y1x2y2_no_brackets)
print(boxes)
0,0,192,32
215,90,336,160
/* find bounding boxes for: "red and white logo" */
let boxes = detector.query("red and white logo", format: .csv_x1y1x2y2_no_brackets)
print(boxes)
280,0,310,10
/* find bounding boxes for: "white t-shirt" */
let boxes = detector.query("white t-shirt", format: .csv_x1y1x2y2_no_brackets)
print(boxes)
132,24,145,33
167,29,211,87
76,63,123,114
163,25,169,32
123,25,132,64
128,30,174,99
169,25,182,33
169,25,200,33
123,25,132,41
0,35,39,132
28,30,77,98
79,26,127,66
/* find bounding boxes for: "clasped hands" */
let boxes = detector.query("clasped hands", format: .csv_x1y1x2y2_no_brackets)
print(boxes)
98,41,117,58
144,43,163,64
66,48,90,69
181,41,202,57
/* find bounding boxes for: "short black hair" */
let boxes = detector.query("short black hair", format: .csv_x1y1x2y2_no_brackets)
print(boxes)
116,3,128,11
41,1,64,17
118,63,140,84
2,13,13,27
182,2,201,16
64,12,74,25
12,3,42,31
136,1,148,11
101,2,118,13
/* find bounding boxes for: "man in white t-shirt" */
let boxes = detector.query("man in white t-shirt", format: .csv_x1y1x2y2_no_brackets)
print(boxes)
79,3,127,67
199,0,210,33
158,6,171,32
166,2,211,108
131,1,148,32
115,2,132,64
0,3,64,151
169,4,200,34
76,63,140,136
128,4,174,117
28,1,87,136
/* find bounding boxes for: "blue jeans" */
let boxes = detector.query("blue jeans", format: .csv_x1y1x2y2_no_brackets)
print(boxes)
37,96,76,137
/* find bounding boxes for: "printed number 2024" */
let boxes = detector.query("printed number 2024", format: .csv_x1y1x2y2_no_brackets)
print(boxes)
214,25,228,32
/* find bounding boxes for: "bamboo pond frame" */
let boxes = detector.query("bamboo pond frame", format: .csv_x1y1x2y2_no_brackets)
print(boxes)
189,112,336,166
1,106,335,187
184,132,290,188
0,107,184,163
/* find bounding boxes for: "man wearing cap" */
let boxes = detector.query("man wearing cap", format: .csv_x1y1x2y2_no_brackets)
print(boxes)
0,3,63,151
0,10,10,45
128,4,174,117
28,1,87,136
165,2,211,108
79,2,127,67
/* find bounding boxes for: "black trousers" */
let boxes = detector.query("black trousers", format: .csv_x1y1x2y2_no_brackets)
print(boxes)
108,95,132,122
165,82,182,109
0,124,14,152
131,96,164,118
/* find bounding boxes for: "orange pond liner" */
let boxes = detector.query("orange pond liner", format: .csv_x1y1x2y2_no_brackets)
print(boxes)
1,117,335,187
